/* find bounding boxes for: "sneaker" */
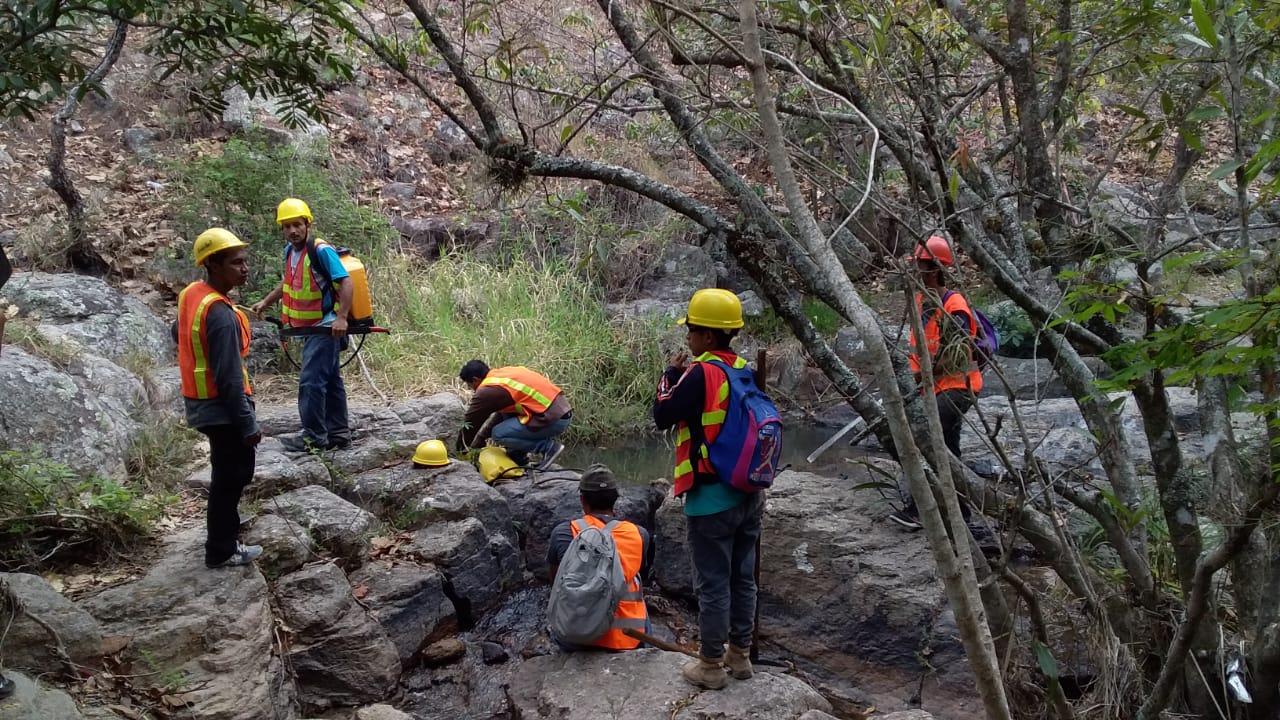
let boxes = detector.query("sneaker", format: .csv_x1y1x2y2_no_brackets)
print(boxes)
207,543,263,569
278,434,319,453
888,509,923,530
536,441,565,471
326,436,352,450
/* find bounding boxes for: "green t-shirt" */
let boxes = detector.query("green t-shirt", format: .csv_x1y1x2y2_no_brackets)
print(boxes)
682,480,747,516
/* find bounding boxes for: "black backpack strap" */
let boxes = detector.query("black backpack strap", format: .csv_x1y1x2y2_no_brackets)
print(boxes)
306,238,336,314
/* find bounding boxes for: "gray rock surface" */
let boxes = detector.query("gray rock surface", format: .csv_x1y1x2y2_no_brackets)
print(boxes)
428,119,473,164
0,671,84,720
507,649,832,720
348,461,514,537
405,518,509,614
79,527,290,720
381,182,417,202
880,712,937,720
275,562,401,711
0,345,144,478
2,272,172,363
349,561,457,665
494,471,666,577
354,706,413,720
267,485,379,565
121,127,160,157
0,572,104,674
248,448,331,497
243,514,314,576
392,216,496,259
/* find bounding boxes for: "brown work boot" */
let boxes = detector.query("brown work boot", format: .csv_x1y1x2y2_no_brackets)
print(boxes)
682,656,728,690
724,643,753,679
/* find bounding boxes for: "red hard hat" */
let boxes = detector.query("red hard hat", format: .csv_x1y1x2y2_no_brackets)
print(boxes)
913,236,955,267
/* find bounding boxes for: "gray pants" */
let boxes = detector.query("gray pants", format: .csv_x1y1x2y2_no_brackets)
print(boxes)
687,491,766,659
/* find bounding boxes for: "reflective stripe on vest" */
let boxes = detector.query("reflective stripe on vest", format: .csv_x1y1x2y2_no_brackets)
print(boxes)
672,351,746,496
909,291,983,394
570,516,648,650
281,240,339,327
480,366,561,424
178,281,252,400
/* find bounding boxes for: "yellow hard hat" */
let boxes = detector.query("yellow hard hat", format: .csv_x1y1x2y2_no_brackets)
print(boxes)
193,228,247,267
679,288,744,329
276,198,313,226
412,439,450,467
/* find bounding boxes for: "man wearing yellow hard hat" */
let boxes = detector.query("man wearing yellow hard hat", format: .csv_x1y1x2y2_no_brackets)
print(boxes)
178,228,263,568
251,198,353,452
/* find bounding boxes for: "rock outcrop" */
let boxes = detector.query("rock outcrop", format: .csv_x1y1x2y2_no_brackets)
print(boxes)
0,671,85,720
0,572,104,675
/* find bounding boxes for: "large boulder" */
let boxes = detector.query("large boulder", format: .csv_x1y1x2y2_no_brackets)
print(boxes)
0,671,85,720
404,517,516,616
979,356,1112,400
347,461,514,537
247,447,330,498
267,485,379,565
507,649,832,720
493,471,666,577
242,514,315,577
2,272,172,363
78,528,291,720
0,572,104,674
0,346,144,478
349,562,457,665
275,563,401,712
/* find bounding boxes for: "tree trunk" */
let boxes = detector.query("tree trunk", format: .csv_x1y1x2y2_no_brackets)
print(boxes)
45,18,128,276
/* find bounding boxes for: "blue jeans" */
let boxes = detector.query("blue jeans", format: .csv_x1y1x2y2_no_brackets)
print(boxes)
298,335,349,446
490,413,569,460
687,491,765,659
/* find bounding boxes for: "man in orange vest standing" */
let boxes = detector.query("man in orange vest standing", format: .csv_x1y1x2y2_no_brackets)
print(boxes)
178,228,263,568
251,198,353,452
889,235,983,530
456,360,571,470
546,464,651,650
653,288,765,690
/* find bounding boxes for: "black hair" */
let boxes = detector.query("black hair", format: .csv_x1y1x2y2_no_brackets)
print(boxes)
459,359,490,383
581,488,619,513
687,324,739,351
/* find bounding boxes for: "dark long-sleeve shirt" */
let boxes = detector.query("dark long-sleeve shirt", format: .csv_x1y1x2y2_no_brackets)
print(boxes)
179,303,258,438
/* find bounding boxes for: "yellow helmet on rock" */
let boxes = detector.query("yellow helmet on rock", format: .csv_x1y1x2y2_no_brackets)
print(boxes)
276,198,313,226
679,288,744,329
193,228,247,267
412,439,450,467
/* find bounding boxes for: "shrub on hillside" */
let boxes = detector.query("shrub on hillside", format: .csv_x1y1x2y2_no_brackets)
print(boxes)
167,137,396,297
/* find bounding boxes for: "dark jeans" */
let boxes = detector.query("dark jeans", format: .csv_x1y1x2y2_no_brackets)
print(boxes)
202,425,255,566
904,388,975,519
491,413,570,461
298,334,349,446
687,491,765,659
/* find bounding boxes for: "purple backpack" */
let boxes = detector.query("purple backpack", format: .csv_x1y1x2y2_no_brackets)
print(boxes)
702,360,784,493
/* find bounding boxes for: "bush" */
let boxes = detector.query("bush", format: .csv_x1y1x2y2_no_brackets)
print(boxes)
985,299,1040,358
167,137,396,297
0,450,176,569
363,253,668,441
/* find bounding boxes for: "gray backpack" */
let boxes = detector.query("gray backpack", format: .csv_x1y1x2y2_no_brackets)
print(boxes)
547,518,626,646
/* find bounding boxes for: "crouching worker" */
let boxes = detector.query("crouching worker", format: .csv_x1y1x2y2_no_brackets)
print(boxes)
456,360,571,470
545,464,652,651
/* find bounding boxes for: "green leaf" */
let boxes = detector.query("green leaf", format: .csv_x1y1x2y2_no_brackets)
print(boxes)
1114,104,1148,119
560,125,574,145
1034,642,1061,683
1190,0,1219,48
948,171,960,202
1160,92,1175,116
1185,106,1224,122
1209,159,1244,180
1180,32,1213,49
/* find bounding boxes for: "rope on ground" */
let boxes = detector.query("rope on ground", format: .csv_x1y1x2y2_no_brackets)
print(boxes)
356,352,388,404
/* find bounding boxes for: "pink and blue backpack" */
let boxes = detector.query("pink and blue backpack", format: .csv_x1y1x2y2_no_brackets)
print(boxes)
702,359,784,493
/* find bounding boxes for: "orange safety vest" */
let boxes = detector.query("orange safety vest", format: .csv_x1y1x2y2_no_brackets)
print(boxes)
480,366,561,424
281,239,339,327
177,281,252,400
570,515,647,650
909,290,983,394
672,351,744,497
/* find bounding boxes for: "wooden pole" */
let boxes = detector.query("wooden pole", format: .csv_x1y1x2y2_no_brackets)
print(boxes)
752,348,767,663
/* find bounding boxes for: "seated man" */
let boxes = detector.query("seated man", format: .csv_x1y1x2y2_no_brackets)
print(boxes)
457,360,571,470
546,465,652,650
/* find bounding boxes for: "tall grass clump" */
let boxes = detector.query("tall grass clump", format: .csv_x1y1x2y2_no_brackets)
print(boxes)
363,253,668,441
166,137,396,296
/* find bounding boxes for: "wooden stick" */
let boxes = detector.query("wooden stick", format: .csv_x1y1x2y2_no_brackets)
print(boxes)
621,629,698,657
752,348,767,663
